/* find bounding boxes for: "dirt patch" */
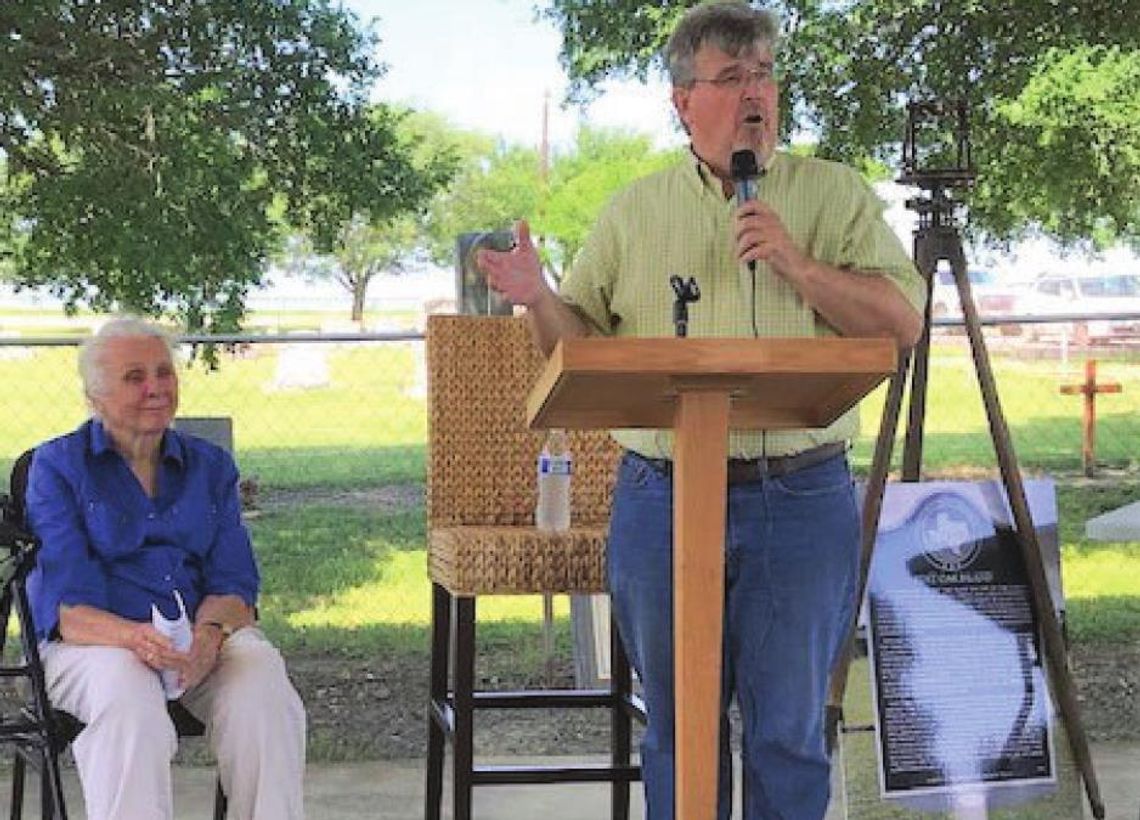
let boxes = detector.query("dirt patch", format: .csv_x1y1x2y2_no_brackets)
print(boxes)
5,624,1132,767
283,640,1138,762
289,650,617,763
1071,640,1140,742
253,485,424,514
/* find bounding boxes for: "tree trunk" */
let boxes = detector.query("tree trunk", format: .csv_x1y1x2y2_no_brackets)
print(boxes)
351,282,366,324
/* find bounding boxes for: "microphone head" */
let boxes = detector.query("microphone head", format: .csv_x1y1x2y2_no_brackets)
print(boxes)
730,149,759,180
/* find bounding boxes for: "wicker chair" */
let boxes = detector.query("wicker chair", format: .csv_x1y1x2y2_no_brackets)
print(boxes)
424,314,644,820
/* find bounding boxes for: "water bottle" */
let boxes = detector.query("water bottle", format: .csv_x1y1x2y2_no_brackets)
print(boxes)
151,590,193,699
536,429,572,532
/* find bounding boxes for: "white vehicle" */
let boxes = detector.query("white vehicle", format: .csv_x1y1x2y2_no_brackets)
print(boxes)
1018,272,1140,343
930,268,1020,334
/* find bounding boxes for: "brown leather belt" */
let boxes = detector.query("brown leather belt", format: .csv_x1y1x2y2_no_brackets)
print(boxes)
633,441,847,484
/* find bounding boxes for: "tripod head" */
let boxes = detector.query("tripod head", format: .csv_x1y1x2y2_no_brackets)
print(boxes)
898,99,976,232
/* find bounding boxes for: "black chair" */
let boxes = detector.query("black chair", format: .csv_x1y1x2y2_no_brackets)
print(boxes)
3,449,227,819
1,494,68,819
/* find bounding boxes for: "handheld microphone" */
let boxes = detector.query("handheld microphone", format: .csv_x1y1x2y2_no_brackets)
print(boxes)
731,149,763,274
730,148,761,204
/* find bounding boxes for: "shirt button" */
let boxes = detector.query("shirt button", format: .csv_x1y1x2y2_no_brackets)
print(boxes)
147,513,156,520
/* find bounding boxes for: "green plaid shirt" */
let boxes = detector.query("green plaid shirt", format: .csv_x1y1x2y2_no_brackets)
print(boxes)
559,150,926,460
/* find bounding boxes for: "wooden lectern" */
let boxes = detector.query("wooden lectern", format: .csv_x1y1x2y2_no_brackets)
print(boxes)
527,336,897,820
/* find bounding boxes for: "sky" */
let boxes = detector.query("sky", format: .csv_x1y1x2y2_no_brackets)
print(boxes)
344,0,685,151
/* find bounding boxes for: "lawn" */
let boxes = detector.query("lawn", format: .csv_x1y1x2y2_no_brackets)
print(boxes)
2,325,1139,648
250,482,1140,654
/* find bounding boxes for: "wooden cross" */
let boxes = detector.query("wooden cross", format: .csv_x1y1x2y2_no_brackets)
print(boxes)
1060,359,1122,477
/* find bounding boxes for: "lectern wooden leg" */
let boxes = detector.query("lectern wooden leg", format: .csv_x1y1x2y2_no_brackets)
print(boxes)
673,390,729,820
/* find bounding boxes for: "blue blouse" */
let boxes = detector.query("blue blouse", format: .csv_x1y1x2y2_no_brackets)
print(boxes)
26,419,260,642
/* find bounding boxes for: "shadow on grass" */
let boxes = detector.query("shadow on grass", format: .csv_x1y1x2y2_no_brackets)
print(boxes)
1067,596,1140,644
251,503,424,616
238,443,426,489
261,611,574,675
850,412,1139,477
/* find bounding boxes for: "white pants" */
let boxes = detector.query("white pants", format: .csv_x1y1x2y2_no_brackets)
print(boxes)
42,627,306,820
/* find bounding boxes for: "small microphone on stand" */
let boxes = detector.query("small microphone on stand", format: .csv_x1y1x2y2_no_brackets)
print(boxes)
670,275,700,338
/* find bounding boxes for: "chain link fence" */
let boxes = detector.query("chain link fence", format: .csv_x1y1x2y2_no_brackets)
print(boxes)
2,322,1137,639
2,324,1139,491
0,331,428,491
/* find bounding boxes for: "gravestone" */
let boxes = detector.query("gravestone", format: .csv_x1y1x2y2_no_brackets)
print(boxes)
271,343,330,390
1085,501,1140,542
173,416,233,453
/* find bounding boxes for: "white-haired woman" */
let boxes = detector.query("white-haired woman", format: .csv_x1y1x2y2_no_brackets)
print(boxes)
26,316,305,820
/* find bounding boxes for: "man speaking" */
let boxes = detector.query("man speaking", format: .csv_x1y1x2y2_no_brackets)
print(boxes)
478,3,925,817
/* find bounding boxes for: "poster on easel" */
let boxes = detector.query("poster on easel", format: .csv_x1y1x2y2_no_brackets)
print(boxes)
864,480,1065,815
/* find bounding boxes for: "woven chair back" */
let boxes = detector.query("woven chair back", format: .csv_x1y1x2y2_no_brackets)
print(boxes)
426,314,620,530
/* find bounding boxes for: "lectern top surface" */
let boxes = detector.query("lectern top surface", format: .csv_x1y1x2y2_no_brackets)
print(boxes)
526,335,897,431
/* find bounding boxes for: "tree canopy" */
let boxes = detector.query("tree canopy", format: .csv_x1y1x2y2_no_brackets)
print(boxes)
542,0,1140,247
0,1,451,330
418,122,676,281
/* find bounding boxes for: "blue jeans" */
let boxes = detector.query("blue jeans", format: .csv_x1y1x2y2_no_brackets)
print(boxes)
607,450,859,820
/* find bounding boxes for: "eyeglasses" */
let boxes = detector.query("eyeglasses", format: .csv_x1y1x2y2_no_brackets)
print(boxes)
691,64,777,91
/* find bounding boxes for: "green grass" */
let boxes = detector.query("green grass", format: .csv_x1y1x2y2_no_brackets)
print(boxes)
4,330,1140,484
1055,483,1140,642
853,344,1140,473
3,314,1138,651
0,340,429,487
251,503,572,656
247,488,1140,659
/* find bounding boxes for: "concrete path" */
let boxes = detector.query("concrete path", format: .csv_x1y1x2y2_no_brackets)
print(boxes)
15,744,1138,819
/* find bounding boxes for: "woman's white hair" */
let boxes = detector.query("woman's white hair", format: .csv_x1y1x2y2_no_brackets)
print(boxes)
79,316,178,405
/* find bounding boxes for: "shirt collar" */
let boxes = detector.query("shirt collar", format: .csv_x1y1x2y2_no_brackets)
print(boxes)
88,418,186,467
689,146,780,199
689,148,727,198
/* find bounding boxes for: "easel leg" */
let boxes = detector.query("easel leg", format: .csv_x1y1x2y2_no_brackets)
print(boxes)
953,256,1106,819
826,352,911,748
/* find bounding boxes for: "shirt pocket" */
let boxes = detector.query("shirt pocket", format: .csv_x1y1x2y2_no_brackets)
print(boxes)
165,500,220,558
83,497,144,559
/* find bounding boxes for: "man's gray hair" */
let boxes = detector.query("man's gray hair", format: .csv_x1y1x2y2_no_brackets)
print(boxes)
79,315,177,401
665,1,780,87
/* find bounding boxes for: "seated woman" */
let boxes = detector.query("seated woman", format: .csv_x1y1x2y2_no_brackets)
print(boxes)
25,316,305,820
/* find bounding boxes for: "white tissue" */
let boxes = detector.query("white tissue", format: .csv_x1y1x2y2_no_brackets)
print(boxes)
150,590,192,699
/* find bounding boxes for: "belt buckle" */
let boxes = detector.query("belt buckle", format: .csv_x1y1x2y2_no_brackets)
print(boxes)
727,458,768,484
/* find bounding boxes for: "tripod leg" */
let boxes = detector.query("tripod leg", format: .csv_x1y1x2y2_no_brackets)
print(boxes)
953,256,1106,820
902,330,930,481
826,351,911,751
901,227,941,481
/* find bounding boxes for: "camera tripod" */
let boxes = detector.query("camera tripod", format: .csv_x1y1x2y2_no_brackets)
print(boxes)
826,101,1105,819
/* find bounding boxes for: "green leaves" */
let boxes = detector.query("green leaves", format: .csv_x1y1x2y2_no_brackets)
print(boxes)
976,46,1140,245
0,0,445,332
416,122,675,282
543,0,1140,246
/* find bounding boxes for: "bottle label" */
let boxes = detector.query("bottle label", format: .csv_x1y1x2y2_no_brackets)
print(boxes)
539,456,573,476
